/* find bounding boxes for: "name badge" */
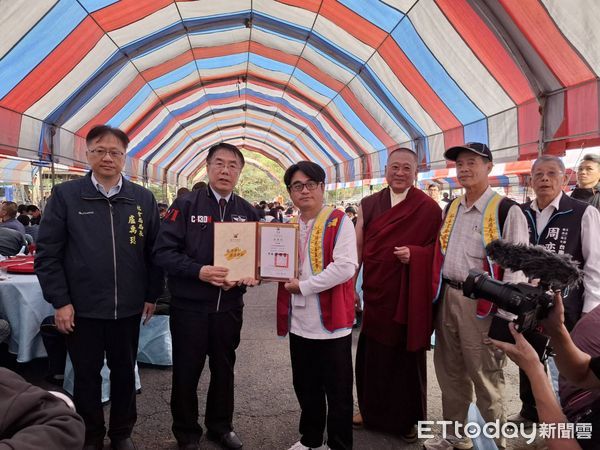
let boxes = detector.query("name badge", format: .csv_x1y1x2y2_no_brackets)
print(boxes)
293,294,306,308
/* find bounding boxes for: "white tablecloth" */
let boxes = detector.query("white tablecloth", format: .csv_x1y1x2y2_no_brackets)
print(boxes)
0,274,172,366
0,274,54,362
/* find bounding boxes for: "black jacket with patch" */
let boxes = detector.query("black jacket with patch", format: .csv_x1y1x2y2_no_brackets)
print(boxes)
34,172,163,319
153,186,260,312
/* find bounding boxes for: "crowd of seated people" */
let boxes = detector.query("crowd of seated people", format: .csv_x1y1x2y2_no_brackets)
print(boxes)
0,201,42,256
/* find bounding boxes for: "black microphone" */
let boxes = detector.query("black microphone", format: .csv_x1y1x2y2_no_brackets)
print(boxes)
485,240,583,291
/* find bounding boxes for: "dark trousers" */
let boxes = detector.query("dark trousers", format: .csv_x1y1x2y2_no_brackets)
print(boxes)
170,305,243,445
66,314,141,444
289,333,353,450
40,316,67,376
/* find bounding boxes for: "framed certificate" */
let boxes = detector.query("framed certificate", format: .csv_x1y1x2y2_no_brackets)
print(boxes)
213,222,257,281
258,223,299,281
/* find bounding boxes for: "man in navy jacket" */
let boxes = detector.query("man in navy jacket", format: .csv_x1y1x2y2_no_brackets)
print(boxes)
154,142,260,450
35,125,163,450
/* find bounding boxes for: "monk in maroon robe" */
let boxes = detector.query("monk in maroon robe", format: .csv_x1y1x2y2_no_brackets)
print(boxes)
354,148,442,440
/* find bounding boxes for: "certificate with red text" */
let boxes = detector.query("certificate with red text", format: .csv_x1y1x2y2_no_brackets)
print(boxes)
258,223,299,281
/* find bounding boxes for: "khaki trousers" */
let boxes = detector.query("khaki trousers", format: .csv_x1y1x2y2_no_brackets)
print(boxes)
434,285,506,426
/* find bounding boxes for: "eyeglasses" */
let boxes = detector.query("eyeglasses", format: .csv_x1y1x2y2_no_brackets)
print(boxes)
88,148,125,158
532,170,563,180
209,161,241,172
288,181,321,192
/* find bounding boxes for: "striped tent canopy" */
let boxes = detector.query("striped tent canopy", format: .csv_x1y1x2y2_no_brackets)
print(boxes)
417,160,533,188
1,0,599,186
0,158,36,184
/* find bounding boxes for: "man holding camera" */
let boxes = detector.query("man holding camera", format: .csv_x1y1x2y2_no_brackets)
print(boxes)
511,155,600,426
430,142,529,449
490,292,600,449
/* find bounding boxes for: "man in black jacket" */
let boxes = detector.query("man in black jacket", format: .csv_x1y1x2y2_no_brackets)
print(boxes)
571,153,600,211
153,142,260,450
34,125,163,450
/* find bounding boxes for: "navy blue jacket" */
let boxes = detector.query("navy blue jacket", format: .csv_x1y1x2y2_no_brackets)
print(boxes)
153,186,260,312
521,194,588,330
34,173,163,320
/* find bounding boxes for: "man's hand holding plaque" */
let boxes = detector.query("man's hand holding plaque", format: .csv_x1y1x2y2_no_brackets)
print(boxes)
199,265,229,286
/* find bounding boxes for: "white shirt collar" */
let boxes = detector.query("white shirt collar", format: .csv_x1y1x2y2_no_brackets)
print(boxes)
531,191,563,214
390,186,410,207
91,173,122,197
209,185,232,203
460,186,494,212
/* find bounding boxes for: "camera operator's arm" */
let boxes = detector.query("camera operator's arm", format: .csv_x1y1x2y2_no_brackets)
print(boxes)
488,325,580,450
542,293,600,389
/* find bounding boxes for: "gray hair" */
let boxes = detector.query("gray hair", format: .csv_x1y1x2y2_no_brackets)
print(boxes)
532,155,565,173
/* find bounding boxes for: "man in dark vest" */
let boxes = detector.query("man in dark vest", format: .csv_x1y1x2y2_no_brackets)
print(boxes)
353,148,442,442
510,155,600,427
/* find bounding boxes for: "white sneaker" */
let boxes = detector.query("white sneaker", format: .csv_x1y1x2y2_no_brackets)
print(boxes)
287,442,329,450
422,437,453,450
423,435,473,450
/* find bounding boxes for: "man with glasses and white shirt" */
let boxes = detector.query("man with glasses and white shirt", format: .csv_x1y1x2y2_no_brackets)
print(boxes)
153,143,260,450
511,155,600,428
278,161,357,450
35,125,163,450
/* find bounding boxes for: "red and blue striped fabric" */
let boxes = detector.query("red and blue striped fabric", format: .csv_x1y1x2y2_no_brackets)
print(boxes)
0,0,598,185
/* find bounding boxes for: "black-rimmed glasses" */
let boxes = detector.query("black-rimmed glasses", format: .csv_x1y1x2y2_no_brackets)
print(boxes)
288,181,321,192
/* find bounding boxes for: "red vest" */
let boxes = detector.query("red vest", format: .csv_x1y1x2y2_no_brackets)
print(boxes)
276,208,355,336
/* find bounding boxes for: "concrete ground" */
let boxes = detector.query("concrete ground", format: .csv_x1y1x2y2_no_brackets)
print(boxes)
10,282,548,449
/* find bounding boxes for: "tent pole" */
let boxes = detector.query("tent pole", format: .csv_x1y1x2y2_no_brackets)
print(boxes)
537,95,546,158
49,126,56,189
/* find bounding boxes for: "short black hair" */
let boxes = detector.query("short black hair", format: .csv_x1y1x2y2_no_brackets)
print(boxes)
17,214,30,226
206,142,245,167
177,187,190,197
26,205,39,213
284,161,326,189
86,125,130,149
17,204,27,214
192,181,207,191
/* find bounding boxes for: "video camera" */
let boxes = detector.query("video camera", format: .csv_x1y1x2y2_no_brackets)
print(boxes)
462,240,583,360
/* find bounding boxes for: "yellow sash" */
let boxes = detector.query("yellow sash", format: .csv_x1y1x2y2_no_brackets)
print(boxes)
439,193,503,255
292,206,334,275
